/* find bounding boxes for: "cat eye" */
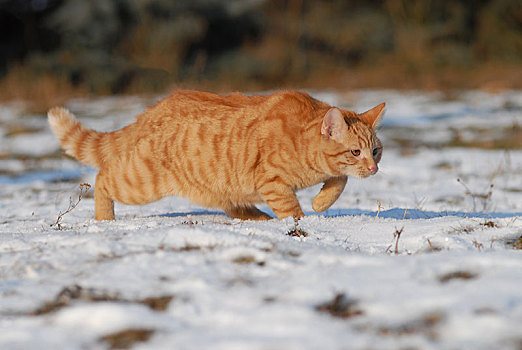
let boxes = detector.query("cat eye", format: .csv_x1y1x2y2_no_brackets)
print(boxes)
351,150,361,157
372,148,380,156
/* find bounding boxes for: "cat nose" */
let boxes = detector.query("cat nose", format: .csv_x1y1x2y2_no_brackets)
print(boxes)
368,165,378,175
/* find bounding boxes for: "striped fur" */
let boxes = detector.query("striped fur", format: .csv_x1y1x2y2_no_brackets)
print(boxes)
48,90,385,220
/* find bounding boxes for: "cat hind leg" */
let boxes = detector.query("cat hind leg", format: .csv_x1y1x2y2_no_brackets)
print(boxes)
224,206,272,221
94,172,115,220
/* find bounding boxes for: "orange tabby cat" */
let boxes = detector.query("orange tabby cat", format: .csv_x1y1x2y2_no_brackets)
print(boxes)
48,90,384,221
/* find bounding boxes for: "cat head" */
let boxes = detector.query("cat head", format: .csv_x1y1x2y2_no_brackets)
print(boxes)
320,103,385,178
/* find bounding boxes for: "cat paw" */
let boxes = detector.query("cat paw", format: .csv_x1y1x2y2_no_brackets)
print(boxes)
312,197,330,213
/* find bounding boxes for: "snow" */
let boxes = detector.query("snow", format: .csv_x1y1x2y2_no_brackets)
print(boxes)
0,90,521,349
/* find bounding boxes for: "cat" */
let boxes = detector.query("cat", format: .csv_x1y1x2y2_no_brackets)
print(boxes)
48,90,385,221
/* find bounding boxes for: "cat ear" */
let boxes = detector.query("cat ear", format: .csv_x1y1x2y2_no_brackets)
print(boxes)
359,102,385,128
321,108,347,143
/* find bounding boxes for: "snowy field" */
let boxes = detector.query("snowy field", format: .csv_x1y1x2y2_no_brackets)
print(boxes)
0,90,521,349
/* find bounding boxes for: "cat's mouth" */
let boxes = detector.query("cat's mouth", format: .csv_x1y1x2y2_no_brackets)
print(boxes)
354,170,377,179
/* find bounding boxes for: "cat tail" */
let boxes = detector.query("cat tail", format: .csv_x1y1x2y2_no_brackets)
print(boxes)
48,107,113,169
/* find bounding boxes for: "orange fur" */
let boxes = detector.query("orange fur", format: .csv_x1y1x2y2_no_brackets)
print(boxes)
48,90,385,220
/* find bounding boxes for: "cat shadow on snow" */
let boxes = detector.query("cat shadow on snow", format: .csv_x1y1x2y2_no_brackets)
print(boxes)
154,210,227,218
324,208,521,220
155,208,521,220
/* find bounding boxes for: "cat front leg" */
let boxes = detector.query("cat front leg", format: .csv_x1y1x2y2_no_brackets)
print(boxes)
257,178,304,219
312,176,347,213
224,206,272,221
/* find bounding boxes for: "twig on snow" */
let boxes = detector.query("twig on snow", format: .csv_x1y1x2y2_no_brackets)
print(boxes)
52,183,91,230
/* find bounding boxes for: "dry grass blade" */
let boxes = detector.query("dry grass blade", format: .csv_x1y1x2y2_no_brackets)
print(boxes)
375,201,382,220
385,227,405,254
53,183,91,230
427,239,435,252
472,239,484,251
394,227,404,254
456,178,495,212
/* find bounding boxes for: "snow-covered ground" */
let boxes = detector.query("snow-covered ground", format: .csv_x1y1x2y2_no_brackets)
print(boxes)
1,90,521,349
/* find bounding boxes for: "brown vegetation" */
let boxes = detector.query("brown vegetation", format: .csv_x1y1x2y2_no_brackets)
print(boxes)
31,285,174,316
100,329,154,349
316,293,364,319
0,0,520,111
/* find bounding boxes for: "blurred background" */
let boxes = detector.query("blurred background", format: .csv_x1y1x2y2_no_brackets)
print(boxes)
0,0,521,110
